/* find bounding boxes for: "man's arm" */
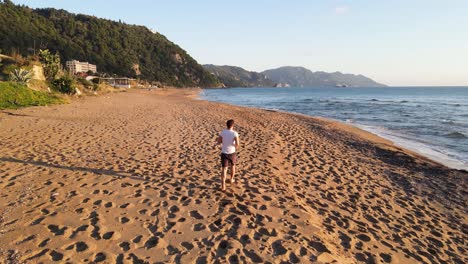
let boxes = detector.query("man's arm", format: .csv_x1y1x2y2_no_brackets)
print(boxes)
234,136,239,148
216,135,222,144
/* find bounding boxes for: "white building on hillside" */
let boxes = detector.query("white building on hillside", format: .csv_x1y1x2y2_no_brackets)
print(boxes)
66,60,97,75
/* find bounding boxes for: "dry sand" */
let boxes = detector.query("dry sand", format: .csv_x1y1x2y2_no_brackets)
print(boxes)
0,89,466,264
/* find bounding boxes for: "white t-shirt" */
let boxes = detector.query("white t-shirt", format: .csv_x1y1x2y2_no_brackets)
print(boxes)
220,129,239,154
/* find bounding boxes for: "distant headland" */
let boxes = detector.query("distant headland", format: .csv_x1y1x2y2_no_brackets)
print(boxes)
204,65,386,88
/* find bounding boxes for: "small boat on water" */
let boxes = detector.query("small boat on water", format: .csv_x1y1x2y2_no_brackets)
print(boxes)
335,84,349,87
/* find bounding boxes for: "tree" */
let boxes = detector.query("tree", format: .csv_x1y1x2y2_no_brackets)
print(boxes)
52,76,75,94
38,49,61,80
0,2,221,87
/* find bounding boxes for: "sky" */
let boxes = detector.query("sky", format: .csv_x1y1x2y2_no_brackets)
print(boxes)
12,0,468,86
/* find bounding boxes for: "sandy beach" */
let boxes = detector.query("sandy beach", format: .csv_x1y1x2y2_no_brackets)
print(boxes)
0,89,466,264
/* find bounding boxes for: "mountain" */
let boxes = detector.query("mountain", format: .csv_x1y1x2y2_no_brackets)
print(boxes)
262,66,386,87
203,64,385,88
203,65,275,88
0,0,220,87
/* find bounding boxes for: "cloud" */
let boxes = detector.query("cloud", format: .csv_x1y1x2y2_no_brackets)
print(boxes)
334,6,349,15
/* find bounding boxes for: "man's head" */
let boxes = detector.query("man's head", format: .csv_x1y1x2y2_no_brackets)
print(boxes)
226,119,235,129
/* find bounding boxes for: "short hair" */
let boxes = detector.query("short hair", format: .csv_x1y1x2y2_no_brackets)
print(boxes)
226,119,234,128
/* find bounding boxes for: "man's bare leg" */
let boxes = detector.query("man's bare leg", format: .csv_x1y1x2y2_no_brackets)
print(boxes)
221,167,228,190
230,165,236,183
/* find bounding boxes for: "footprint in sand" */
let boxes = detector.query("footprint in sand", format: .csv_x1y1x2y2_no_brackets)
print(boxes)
47,224,67,236
49,250,63,261
271,240,287,256
193,223,206,231
30,217,45,226
138,209,148,215
357,234,371,242
144,237,159,249
190,210,204,220
119,203,130,209
120,217,130,224
38,238,50,248
132,235,143,243
102,231,115,240
181,241,194,250
75,241,89,252
119,241,131,252
94,252,106,262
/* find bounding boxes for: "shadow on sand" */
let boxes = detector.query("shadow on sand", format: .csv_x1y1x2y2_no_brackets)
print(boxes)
0,111,30,117
0,157,227,193
0,156,150,183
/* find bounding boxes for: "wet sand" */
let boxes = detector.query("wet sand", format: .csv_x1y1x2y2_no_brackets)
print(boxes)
0,89,466,263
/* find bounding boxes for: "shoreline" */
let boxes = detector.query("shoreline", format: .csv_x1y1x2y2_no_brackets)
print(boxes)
198,89,467,172
352,123,467,171
0,89,466,263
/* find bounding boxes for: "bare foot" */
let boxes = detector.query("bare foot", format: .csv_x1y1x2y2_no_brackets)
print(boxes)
221,185,226,191
230,178,236,183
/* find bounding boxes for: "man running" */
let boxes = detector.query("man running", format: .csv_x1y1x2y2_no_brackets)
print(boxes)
216,119,239,191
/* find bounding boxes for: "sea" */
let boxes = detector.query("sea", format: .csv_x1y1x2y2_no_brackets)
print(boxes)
201,87,468,170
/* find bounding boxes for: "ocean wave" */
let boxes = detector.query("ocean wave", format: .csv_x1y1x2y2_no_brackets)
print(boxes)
444,132,467,139
355,124,468,170
202,87,468,170
365,98,411,105
442,119,453,123
367,99,408,103
439,102,467,107
441,120,465,126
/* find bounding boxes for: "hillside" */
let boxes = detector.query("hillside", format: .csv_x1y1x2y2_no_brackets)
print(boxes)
0,82,64,109
203,65,275,87
262,66,386,87
0,0,220,87
204,64,386,88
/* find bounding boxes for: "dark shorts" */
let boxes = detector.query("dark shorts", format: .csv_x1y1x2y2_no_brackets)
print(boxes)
221,153,237,167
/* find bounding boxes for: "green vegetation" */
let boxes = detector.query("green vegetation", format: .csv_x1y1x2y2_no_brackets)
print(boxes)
9,68,32,84
77,77,98,90
0,0,220,87
38,49,61,80
51,76,76,94
0,82,64,109
1,64,17,79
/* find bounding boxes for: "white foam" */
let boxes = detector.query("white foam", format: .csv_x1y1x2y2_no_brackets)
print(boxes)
354,124,468,170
